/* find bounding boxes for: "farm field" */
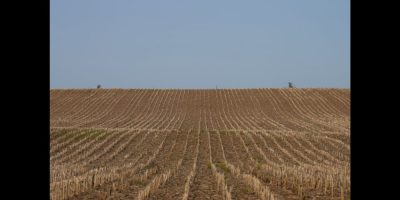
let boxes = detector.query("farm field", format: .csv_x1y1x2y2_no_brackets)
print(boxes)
50,88,350,200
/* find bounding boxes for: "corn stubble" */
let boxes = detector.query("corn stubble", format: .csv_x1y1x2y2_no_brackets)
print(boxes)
50,88,350,200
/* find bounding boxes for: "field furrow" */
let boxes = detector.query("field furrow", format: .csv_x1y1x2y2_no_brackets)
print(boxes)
50,88,350,200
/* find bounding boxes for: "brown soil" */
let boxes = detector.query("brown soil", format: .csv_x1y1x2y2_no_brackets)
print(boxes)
51,88,350,200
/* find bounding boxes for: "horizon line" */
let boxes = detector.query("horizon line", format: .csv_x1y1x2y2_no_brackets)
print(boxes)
50,87,350,90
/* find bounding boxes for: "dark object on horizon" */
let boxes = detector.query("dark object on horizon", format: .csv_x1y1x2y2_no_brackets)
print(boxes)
97,84,101,89
288,82,294,88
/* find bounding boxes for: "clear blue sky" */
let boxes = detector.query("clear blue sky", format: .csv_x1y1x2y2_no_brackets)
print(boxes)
51,0,349,89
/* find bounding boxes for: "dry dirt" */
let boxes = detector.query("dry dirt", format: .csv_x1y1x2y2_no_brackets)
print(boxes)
50,88,350,200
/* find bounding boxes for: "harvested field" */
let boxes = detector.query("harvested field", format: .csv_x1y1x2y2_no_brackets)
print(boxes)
50,88,350,200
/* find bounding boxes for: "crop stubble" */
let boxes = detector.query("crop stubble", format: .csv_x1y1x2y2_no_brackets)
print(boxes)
50,89,349,200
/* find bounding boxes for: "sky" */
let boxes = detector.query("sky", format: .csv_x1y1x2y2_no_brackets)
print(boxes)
50,0,350,89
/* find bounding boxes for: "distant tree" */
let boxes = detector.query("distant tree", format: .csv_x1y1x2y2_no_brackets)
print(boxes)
97,84,101,89
288,82,294,88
